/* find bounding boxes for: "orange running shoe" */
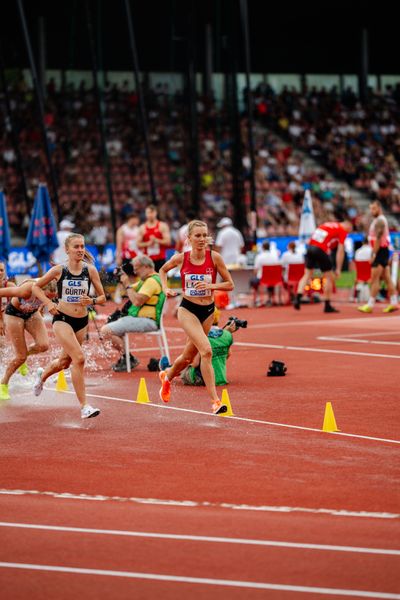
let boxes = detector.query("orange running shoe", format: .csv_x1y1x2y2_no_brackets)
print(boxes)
212,400,227,415
159,370,171,403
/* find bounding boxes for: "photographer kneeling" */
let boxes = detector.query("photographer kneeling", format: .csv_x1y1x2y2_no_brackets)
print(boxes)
101,256,165,372
181,313,246,386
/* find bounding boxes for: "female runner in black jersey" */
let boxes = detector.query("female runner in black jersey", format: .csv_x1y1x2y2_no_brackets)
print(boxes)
32,233,106,419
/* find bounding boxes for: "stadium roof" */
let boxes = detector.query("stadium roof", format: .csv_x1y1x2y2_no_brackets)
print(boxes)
1,0,397,76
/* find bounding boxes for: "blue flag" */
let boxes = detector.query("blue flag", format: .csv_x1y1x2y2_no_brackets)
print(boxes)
0,190,11,261
26,184,58,263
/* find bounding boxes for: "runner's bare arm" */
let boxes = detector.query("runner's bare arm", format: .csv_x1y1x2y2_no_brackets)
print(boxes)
211,252,234,291
372,218,385,258
0,281,33,299
158,222,171,246
159,252,184,297
136,225,151,248
80,265,106,306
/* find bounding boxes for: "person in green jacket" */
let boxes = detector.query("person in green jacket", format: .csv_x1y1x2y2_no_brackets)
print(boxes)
101,255,165,371
181,313,238,386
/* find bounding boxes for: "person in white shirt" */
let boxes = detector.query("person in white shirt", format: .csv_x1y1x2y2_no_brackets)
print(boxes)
52,219,75,264
281,241,305,282
353,237,373,303
175,211,196,253
354,237,373,262
214,217,245,266
251,241,281,306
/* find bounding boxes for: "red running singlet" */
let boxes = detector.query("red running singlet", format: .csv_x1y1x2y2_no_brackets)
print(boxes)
180,250,217,299
142,221,166,262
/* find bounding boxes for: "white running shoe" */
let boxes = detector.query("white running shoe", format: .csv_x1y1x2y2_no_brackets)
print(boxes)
81,404,100,419
34,367,44,397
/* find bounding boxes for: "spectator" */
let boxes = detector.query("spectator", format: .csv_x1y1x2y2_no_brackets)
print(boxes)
175,210,196,252
52,219,75,264
215,217,245,266
137,205,171,272
281,241,305,281
354,236,373,262
100,255,165,371
251,240,281,306
115,212,140,268
89,215,110,262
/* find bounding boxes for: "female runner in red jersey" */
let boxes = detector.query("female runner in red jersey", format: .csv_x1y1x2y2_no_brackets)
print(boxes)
159,220,234,414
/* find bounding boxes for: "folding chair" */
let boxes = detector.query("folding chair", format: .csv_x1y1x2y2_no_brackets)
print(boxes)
353,260,371,302
259,265,284,305
285,262,305,304
123,302,170,373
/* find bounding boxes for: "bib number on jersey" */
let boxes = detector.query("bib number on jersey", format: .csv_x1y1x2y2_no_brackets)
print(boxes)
184,273,212,297
61,279,89,303
148,242,160,257
311,228,328,244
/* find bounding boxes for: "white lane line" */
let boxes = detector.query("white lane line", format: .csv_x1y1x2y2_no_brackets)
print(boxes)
42,388,400,446
234,341,400,359
251,316,400,329
327,331,400,339
317,337,400,346
1,522,399,555
0,562,399,598
0,489,398,520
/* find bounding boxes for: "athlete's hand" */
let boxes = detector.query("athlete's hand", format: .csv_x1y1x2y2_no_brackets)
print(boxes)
334,269,341,279
79,295,93,307
164,288,178,298
193,281,209,291
46,302,59,315
119,273,129,288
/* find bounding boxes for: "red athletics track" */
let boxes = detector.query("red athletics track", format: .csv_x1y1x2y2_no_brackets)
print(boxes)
0,299,399,599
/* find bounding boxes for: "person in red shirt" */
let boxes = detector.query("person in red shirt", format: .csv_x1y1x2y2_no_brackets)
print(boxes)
158,220,234,414
294,220,353,313
137,205,171,272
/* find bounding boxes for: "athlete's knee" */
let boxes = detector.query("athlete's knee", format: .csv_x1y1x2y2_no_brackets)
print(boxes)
199,346,212,361
59,356,71,370
13,352,27,364
178,351,192,368
72,351,85,367
35,342,49,353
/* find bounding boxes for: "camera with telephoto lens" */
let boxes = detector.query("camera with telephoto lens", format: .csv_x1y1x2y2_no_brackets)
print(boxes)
113,262,134,279
225,316,247,329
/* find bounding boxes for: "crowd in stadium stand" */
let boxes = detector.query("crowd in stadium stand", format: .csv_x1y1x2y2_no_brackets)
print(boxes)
1,77,399,243
253,83,400,217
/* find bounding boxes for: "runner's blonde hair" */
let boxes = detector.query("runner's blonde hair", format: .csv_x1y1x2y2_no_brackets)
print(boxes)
187,220,208,237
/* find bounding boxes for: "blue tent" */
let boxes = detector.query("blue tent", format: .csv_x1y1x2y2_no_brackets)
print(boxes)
0,190,11,261
25,184,58,264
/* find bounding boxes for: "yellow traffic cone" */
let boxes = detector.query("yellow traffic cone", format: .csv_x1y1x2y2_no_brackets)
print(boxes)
55,370,69,392
322,402,339,432
136,377,150,404
218,388,234,417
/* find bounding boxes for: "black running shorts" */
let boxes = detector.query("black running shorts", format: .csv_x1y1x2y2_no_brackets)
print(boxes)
304,245,332,272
